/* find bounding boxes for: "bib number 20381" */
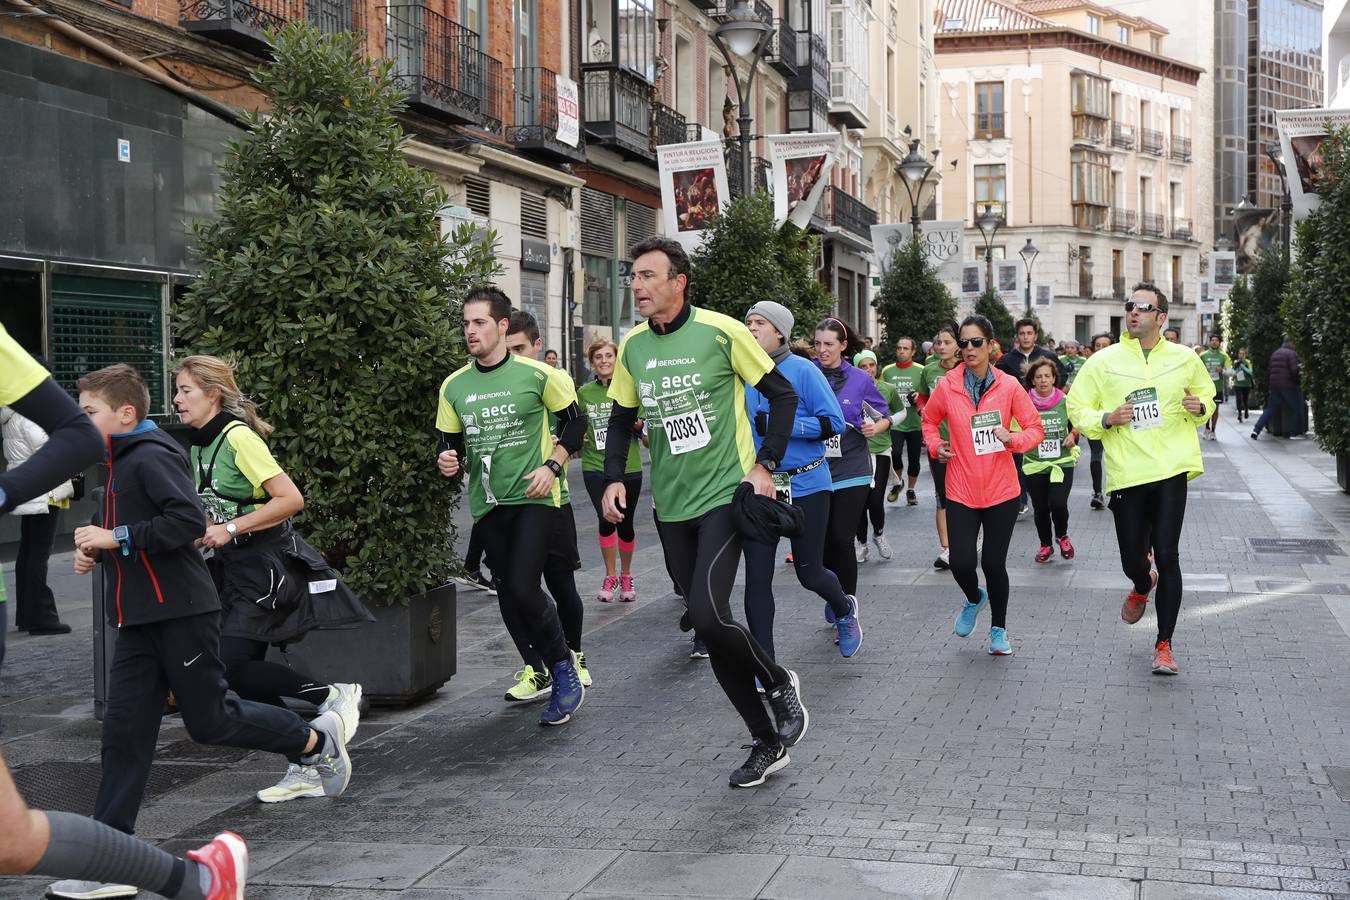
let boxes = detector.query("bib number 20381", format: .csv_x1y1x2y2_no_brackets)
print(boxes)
664,408,711,455
970,411,1004,456
1128,387,1162,432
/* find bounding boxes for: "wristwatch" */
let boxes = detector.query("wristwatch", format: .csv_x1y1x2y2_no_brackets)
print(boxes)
544,459,563,477
113,524,131,557
757,457,778,473
224,521,239,536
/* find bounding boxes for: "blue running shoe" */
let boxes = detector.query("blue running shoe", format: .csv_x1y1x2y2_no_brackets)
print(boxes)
540,652,585,726
824,601,837,625
836,595,862,658
953,587,987,638
988,626,1012,656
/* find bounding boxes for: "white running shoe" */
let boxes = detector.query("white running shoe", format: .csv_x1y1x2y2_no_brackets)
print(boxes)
300,710,352,797
872,534,893,560
45,882,138,899
256,763,324,803
934,547,950,569
317,683,362,743
855,540,869,563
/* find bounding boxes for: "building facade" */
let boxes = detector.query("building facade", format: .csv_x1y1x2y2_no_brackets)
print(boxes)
1327,0,1350,106
1248,0,1324,215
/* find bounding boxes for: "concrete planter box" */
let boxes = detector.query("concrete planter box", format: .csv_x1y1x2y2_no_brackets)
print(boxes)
1339,452,1349,494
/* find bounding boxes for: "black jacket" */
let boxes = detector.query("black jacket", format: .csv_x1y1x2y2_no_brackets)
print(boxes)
94,421,219,628
1268,344,1302,390
996,345,1066,387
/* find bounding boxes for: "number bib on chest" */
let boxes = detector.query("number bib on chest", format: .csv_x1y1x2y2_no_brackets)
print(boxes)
592,426,607,452
824,434,842,458
1128,387,1162,432
970,411,1004,456
663,407,711,454
1038,437,1061,458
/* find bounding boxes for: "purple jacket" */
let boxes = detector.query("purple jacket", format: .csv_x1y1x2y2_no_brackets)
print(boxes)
1268,344,1301,390
816,359,890,488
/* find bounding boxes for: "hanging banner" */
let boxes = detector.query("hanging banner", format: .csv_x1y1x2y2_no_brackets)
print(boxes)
1210,251,1236,298
1234,205,1278,274
1031,282,1054,310
1197,279,1218,316
555,76,580,148
995,260,1023,308
657,140,730,254
1275,108,1350,219
870,221,965,281
765,132,842,229
959,263,984,298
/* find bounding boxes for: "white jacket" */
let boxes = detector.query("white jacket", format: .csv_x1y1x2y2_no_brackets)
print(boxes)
0,407,75,515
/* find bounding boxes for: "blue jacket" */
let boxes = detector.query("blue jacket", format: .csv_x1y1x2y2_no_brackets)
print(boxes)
746,352,844,498
817,360,891,489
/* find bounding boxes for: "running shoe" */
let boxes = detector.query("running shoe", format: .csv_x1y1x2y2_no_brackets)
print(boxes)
1121,571,1158,624
689,637,710,659
1018,502,1030,517
186,831,249,900
953,586,987,638
1152,639,1179,675
619,574,636,602
46,883,138,898
784,552,794,564
1035,545,1053,564
872,534,893,560
576,651,592,687
767,669,808,747
256,763,324,803
454,570,496,595
824,599,837,625
300,710,351,797
934,547,950,570
855,539,869,563
886,484,902,504
505,665,552,702
1251,431,1260,440
540,652,585,726
836,595,862,658
1058,535,1075,560
728,740,789,788
317,682,362,743
1090,492,1105,510
988,626,1013,656
596,574,619,602
906,489,918,506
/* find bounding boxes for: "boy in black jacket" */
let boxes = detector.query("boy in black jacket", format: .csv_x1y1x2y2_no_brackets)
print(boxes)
69,366,351,848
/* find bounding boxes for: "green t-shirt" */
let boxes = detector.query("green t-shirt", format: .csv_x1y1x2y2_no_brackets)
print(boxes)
1199,349,1231,388
577,379,641,475
1024,396,1075,465
919,358,954,441
1059,355,1087,388
868,380,901,455
879,361,924,432
1233,360,1253,387
436,354,578,521
609,306,772,522
190,422,285,524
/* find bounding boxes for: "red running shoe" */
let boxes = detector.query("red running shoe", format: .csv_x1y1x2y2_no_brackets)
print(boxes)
1058,535,1075,559
187,831,248,900
1035,545,1053,564
1152,639,1179,675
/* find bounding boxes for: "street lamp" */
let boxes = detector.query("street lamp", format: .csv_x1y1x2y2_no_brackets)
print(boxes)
896,136,940,230
1264,144,1293,255
1018,237,1039,316
711,2,773,198
975,203,1002,292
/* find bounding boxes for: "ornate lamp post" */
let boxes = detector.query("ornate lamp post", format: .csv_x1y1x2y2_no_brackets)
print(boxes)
896,136,940,230
1018,238,1039,317
975,204,1002,292
710,2,773,197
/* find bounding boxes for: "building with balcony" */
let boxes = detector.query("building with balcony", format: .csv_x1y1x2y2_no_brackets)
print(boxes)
1247,0,1323,214
935,0,1205,344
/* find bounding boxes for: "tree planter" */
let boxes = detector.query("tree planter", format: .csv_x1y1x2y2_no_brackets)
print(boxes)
1339,452,1350,494
283,583,456,707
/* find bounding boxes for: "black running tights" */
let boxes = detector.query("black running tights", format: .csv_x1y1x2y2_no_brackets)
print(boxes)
824,484,870,596
1025,467,1074,546
1109,473,1188,643
945,498,1019,629
856,454,892,542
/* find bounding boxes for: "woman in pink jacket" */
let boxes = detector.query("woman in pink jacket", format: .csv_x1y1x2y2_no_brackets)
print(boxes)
921,315,1044,656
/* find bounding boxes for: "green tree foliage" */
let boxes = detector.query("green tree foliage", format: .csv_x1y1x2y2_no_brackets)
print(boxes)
873,236,957,354
691,192,834,338
176,23,500,603
1285,124,1350,455
1221,275,1252,358
972,287,1016,349
1244,246,1289,406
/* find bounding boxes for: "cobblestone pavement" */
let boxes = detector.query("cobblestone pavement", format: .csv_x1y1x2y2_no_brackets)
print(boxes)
3,412,1350,898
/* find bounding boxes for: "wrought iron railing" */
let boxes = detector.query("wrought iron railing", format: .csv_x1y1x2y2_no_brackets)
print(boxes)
973,201,1006,223
1139,211,1165,236
1140,127,1165,155
1169,135,1192,160
825,185,877,240
973,111,1005,138
385,5,499,128
1110,208,1135,233
1111,121,1135,150
653,102,687,148
766,18,797,75
509,66,583,155
1170,217,1193,240
179,0,287,37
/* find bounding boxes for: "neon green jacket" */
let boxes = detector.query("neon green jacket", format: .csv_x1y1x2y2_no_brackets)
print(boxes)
1067,332,1215,493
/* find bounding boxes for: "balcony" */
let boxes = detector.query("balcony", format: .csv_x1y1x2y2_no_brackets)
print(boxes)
508,67,585,163
1110,207,1135,233
1110,121,1136,150
766,19,797,77
973,112,1005,139
787,31,829,132
1072,113,1107,144
1139,212,1164,236
180,0,362,54
1140,128,1165,155
822,185,877,241
1169,135,1192,160
385,6,504,130
726,145,771,196
688,0,717,10
1113,275,1127,300
829,66,868,129
972,201,1006,224
1170,217,1193,240
583,66,685,162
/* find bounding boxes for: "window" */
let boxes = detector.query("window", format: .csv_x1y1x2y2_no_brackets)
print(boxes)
973,164,1006,221
1142,252,1153,283
1150,34,1161,54
1075,315,1093,345
975,81,1004,137
460,0,486,44
1087,14,1101,36
674,35,693,120
1171,255,1182,299
1071,149,1109,227
514,0,536,67
617,0,655,79
1071,72,1109,143
1117,23,1130,43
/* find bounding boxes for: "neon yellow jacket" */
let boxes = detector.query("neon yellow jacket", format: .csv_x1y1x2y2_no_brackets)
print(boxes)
1067,332,1215,493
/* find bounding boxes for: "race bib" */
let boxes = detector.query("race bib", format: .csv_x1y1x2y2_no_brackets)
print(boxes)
825,434,842,458
664,408,711,455
593,426,607,452
1038,437,1061,458
970,411,1004,456
1128,387,1162,432
773,472,792,504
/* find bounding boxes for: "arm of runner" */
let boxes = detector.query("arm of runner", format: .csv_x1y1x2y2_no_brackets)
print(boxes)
603,403,639,484
436,430,463,478
541,366,586,457
751,367,797,470
1181,356,1217,424
0,378,103,513
1066,361,1111,440
79,444,206,555
920,382,948,456
1004,387,1045,453
859,377,893,437
792,364,844,440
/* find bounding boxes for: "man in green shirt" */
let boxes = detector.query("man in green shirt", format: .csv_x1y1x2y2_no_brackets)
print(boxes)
880,336,924,506
1198,333,1232,441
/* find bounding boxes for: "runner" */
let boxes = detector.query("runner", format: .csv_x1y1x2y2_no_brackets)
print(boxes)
916,322,959,569
1198,333,1231,440
813,318,892,580
1068,283,1214,675
922,315,1044,656
1232,348,1254,423
600,237,807,788
741,301,860,660
1163,327,1181,343
1058,340,1087,389
1085,333,1112,509
1021,358,1079,563
880,336,925,507
435,288,586,725
578,338,645,604
853,349,899,560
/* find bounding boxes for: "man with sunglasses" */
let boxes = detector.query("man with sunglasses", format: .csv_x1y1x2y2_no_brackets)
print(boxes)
1068,283,1214,676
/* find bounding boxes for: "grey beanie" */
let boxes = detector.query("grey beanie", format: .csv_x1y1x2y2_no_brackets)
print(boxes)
745,300,795,343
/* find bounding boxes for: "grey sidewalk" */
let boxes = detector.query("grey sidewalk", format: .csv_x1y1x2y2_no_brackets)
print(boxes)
3,411,1350,899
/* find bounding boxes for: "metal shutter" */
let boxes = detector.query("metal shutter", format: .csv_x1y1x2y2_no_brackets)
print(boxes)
50,274,166,413
464,175,491,218
521,192,548,239
624,201,658,249
520,271,549,340
580,188,615,257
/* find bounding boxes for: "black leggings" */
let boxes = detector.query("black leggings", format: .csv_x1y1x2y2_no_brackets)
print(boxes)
946,497,1019,629
744,490,851,660
856,454,892,542
930,456,948,510
1088,439,1104,495
497,503,585,668
583,471,642,541
1025,466,1074,546
1235,387,1251,419
824,484,870,595
1109,473,1188,644
464,520,486,575
220,637,330,763
657,504,787,744
478,503,570,669
890,430,923,480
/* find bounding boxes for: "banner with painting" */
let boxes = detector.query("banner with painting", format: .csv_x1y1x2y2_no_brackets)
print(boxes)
870,222,965,281
657,140,731,253
765,132,842,229
1031,282,1054,311
959,263,984,298
1210,251,1236,299
1234,205,1278,275
1275,108,1350,219
995,260,1023,307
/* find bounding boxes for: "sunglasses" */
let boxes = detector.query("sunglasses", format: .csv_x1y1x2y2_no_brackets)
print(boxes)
956,337,988,349
1124,301,1161,314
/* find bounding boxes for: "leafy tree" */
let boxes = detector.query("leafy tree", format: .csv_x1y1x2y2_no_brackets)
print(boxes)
691,192,834,338
1284,123,1350,456
972,286,1016,349
1221,275,1252,358
176,23,500,603
873,236,957,355
1244,246,1289,406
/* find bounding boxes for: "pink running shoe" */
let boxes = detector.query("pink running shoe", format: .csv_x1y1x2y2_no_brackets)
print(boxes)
187,831,248,900
1058,535,1075,559
619,574,636,602
597,575,619,602
1035,545,1053,564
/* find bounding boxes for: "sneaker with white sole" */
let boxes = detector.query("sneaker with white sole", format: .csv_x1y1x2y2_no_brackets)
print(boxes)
728,739,789,788
187,831,249,900
934,547,950,570
316,683,362,743
256,763,324,803
872,534,892,560
619,573,636,602
855,540,869,563
576,651,593,687
299,710,351,797
454,570,497,595
505,665,552,702
45,883,138,899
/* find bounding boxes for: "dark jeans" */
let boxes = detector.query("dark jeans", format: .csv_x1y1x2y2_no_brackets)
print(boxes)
890,430,923,480
1253,387,1304,436
657,504,786,744
478,504,571,669
856,454,892,541
219,636,330,763
1088,439,1104,495
823,484,870,596
15,508,61,628
743,490,850,660
96,612,312,834
1025,467,1074,546
1109,473,1188,644
946,498,1019,629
